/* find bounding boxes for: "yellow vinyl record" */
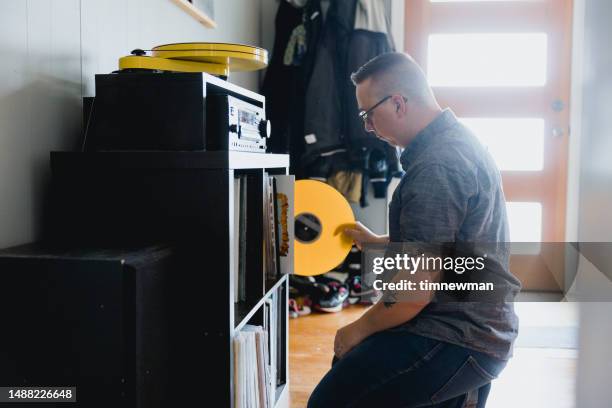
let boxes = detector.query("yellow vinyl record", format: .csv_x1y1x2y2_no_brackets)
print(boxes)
118,43,268,75
118,55,230,76
294,180,355,276
151,42,268,72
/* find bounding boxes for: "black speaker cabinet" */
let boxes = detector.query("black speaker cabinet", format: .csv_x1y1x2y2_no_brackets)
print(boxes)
0,244,174,408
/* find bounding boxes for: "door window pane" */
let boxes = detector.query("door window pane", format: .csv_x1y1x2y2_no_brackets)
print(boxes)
431,0,539,2
427,33,548,87
461,118,544,171
507,202,542,242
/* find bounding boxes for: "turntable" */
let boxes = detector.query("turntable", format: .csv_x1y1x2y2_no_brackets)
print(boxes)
82,42,271,153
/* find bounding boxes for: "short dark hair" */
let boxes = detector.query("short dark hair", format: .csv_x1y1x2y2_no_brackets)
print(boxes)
351,52,416,85
350,52,434,105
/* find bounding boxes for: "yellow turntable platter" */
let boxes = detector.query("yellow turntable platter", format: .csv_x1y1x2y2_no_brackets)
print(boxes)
118,55,230,76
294,180,356,276
151,42,268,72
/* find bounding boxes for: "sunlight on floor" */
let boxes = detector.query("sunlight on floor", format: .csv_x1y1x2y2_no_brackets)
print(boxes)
487,302,579,408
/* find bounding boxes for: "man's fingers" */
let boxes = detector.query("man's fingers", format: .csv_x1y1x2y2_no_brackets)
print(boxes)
334,330,344,353
334,343,343,358
334,223,356,236
343,229,364,250
343,228,359,238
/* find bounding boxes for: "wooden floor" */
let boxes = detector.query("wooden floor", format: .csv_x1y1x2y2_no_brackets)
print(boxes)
289,304,369,407
289,304,577,408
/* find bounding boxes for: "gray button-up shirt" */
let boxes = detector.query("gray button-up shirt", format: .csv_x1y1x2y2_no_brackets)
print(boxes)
388,109,521,360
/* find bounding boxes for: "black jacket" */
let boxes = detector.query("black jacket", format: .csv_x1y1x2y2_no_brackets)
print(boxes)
262,0,402,201
260,0,303,159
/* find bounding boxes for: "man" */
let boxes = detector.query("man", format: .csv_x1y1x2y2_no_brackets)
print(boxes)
308,53,521,407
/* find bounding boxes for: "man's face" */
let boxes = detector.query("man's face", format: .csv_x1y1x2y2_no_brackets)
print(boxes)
356,78,406,147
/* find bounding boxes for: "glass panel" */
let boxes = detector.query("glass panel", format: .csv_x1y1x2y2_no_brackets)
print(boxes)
461,118,544,171
431,0,539,2
427,33,548,87
506,202,542,242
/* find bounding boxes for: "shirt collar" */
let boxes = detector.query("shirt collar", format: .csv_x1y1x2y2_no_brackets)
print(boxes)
399,108,458,171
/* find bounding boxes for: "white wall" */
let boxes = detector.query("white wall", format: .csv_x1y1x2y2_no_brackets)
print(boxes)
0,0,262,248
80,0,262,94
572,0,612,406
566,0,585,243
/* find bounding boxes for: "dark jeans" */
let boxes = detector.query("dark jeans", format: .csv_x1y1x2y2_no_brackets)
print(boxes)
307,329,508,407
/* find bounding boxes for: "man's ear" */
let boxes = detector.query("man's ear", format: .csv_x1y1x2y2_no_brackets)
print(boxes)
393,94,406,115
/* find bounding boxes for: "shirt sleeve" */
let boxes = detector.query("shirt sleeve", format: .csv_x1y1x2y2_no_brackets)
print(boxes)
399,164,477,242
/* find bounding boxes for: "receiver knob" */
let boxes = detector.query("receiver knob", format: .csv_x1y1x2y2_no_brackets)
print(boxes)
258,119,271,139
229,124,241,138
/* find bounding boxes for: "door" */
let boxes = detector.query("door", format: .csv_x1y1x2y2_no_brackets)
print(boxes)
404,0,574,290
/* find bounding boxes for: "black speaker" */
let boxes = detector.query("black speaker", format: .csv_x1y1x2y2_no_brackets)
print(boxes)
0,244,174,408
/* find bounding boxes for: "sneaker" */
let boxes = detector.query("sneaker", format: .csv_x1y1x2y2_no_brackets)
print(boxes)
312,277,349,313
288,299,299,319
288,297,311,318
290,275,331,297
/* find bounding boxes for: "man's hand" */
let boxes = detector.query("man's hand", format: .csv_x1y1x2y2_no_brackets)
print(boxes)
343,221,389,250
334,321,368,359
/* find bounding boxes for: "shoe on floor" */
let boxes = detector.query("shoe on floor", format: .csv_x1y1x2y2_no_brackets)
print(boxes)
312,278,349,313
288,297,311,318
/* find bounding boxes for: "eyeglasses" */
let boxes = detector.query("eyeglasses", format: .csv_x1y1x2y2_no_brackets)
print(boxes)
358,95,392,131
